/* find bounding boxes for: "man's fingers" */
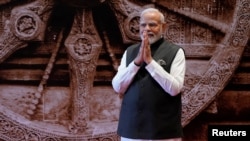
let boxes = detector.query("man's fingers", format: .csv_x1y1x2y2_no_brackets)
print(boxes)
143,32,149,45
143,31,147,39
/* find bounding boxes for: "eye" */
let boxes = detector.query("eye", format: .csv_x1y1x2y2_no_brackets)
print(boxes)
148,23,158,27
139,23,159,28
140,23,146,27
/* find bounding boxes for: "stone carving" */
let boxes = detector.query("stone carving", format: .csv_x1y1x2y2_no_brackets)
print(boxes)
11,9,41,41
0,0,249,140
64,9,103,133
179,0,250,126
0,0,53,63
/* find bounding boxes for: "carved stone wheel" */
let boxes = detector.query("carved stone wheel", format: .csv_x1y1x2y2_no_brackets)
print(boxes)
0,0,249,140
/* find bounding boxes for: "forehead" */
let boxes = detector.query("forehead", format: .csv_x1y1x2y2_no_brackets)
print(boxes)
140,12,161,23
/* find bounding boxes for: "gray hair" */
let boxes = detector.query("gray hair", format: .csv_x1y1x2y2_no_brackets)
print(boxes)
140,8,165,23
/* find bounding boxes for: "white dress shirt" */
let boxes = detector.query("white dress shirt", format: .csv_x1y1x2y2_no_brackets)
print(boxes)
112,49,186,97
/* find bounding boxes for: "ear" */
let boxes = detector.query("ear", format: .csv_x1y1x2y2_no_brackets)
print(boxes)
162,23,167,32
161,23,167,38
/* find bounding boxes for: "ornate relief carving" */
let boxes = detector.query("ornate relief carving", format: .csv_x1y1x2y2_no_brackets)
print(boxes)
0,0,53,63
180,0,250,126
65,9,103,133
0,0,249,140
10,10,42,41
66,35,99,62
0,111,119,140
124,13,140,41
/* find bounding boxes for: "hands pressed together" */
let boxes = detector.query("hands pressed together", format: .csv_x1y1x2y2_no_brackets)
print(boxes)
134,31,153,66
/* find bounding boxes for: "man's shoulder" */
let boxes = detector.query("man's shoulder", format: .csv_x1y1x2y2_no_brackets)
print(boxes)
128,42,140,48
163,40,181,49
126,42,140,51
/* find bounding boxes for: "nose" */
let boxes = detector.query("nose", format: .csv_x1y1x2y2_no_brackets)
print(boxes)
144,24,151,30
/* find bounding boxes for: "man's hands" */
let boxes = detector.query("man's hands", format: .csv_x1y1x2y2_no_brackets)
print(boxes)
134,31,153,66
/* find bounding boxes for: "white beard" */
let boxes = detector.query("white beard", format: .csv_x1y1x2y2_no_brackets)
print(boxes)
148,33,162,44
141,27,163,44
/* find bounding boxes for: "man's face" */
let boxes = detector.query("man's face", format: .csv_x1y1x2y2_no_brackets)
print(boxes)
139,12,163,44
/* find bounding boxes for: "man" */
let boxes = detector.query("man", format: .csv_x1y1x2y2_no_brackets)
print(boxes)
112,7,186,141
